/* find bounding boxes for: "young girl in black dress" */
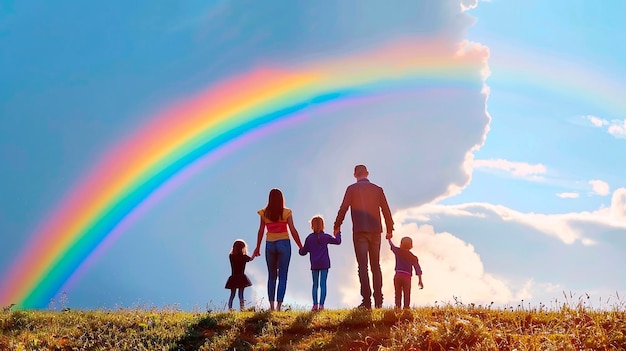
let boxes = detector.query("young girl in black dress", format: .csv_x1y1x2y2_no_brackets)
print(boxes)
225,239,254,310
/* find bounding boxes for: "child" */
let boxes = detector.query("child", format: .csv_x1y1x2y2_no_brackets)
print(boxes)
389,237,423,309
299,216,341,311
225,239,254,311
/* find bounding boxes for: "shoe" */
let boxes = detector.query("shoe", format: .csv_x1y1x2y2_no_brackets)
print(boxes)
375,304,383,309
319,305,324,310
312,304,318,311
357,302,371,310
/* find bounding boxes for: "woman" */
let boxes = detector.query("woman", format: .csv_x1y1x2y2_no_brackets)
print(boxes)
253,188,303,311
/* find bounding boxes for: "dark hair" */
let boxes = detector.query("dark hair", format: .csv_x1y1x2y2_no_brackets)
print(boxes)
354,164,368,177
311,216,324,233
231,239,247,256
264,188,285,222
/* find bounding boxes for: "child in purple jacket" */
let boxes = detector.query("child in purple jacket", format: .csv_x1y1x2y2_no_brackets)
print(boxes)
389,237,423,309
299,216,342,310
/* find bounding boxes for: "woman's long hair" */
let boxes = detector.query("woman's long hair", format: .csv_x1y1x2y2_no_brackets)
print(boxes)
264,188,285,222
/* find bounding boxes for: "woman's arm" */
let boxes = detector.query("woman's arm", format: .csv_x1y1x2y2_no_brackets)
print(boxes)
298,237,309,256
253,217,265,257
287,215,303,249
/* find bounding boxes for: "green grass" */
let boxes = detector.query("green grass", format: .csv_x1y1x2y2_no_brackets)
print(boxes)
2,301,626,350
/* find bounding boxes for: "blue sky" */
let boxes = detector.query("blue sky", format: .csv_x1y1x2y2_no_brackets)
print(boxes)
1,0,625,310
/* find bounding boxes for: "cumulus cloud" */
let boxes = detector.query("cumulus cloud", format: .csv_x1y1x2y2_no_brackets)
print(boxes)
611,188,626,221
472,159,547,178
589,179,610,196
608,119,626,138
388,193,626,307
397,203,590,245
381,223,525,305
460,0,479,11
584,115,626,139
557,192,580,199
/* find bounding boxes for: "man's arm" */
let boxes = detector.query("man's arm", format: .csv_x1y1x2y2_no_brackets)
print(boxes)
380,188,394,239
334,188,350,234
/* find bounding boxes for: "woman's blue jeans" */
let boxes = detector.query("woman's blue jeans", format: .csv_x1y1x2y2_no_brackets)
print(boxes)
265,239,291,302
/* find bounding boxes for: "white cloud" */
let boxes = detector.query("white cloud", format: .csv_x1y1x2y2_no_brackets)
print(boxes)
398,203,588,244
387,191,626,307
589,179,610,196
611,188,626,222
460,0,479,11
381,223,526,305
473,159,547,177
584,115,626,139
557,192,579,199
584,115,609,127
608,119,626,138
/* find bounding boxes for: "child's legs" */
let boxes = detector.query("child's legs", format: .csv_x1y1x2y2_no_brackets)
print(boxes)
228,289,236,309
393,274,402,308
319,269,329,305
238,287,245,302
401,276,412,308
311,270,320,305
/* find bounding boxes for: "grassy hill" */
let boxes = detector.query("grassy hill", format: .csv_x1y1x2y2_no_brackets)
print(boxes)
2,301,626,350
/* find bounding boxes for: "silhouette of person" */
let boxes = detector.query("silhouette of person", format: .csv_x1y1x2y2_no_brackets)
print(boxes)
334,164,394,309
253,188,303,311
299,216,342,311
389,237,423,309
225,239,254,311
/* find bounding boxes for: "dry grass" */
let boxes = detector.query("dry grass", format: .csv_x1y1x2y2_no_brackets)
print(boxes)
1,299,626,350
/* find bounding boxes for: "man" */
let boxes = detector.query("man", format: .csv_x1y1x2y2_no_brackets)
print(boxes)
334,164,394,309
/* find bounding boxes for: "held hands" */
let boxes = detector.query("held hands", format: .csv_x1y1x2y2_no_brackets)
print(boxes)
252,247,261,257
385,231,393,240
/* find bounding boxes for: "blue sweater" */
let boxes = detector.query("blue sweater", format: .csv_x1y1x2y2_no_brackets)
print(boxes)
299,231,342,270
389,240,422,276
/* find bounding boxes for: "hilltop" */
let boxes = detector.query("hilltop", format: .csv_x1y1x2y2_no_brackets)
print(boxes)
1,303,626,350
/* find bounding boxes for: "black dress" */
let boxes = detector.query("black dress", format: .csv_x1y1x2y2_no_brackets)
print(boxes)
225,254,253,289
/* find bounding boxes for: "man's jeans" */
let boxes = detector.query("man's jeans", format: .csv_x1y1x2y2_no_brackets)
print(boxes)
353,232,382,306
266,239,291,302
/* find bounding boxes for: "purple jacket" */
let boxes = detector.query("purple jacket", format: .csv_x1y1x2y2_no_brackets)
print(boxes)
299,231,342,270
389,240,422,276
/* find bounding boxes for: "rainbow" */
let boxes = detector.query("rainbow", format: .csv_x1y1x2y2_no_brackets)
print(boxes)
0,39,488,308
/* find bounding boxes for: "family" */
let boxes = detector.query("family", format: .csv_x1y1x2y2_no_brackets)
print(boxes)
224,165,424,311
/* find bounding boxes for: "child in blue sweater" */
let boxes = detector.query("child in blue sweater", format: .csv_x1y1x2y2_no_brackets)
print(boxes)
299,216,342,310
389,237,423,309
